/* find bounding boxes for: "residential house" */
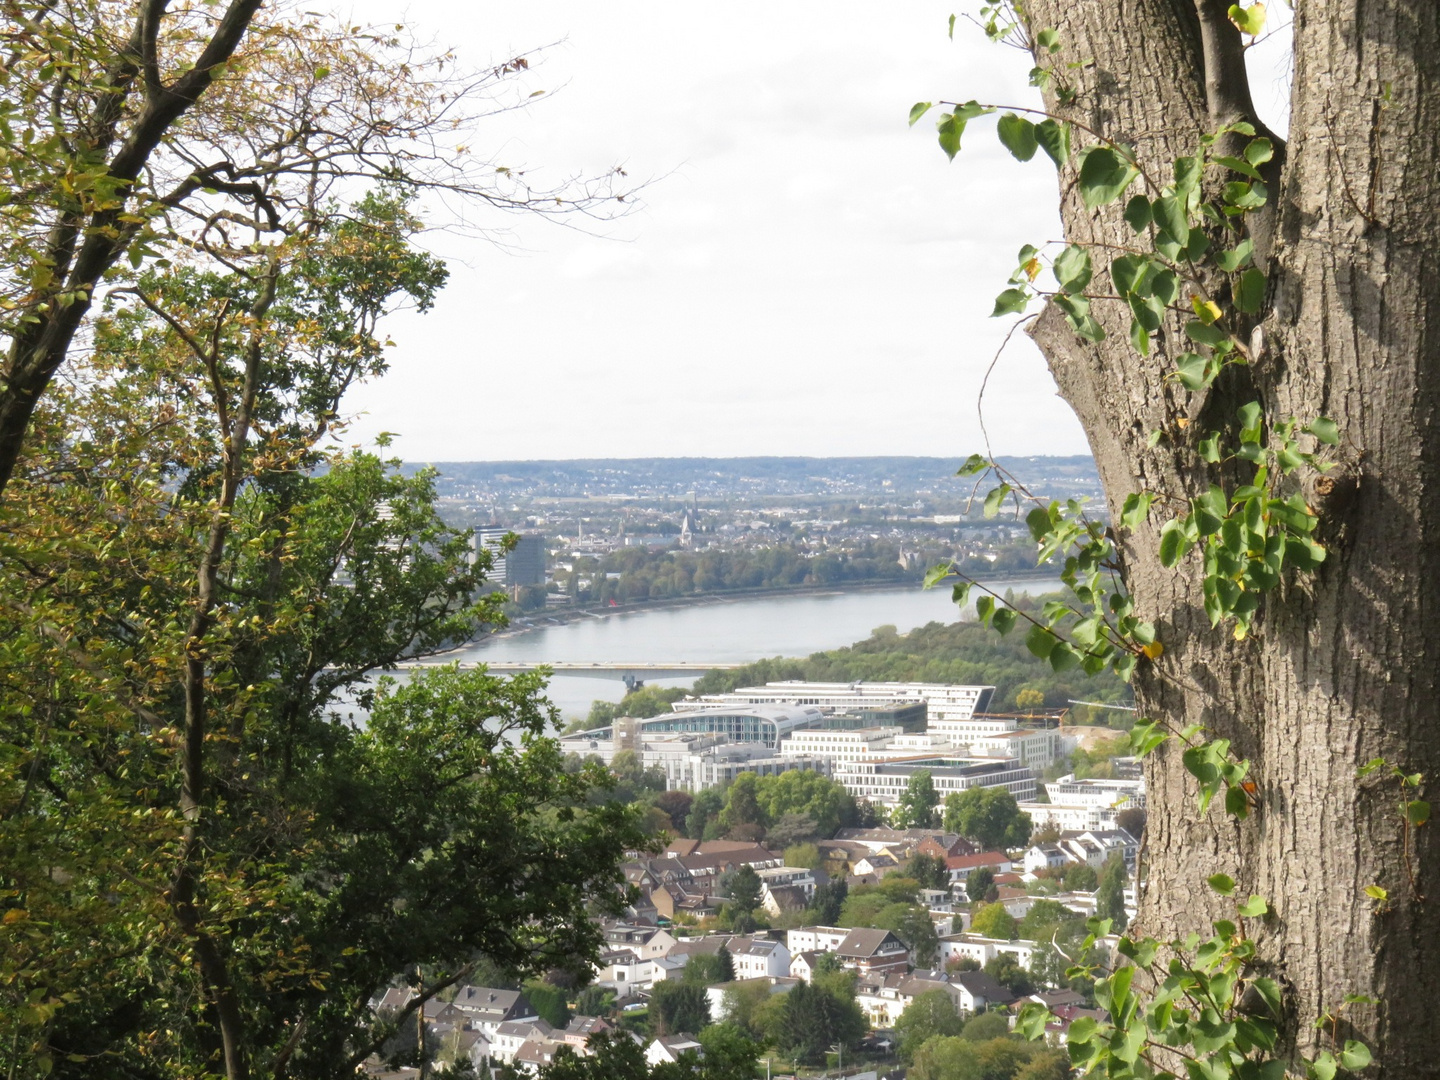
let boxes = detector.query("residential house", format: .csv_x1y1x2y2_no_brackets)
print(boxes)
853,970,1012,1028
836,928,910,975
448,986,539,1039
559,1016,614,1054
725,936,791,980
786,926,850,954
646,1034,704,1066
789,951,823,982
1023,844,1069,874
945,851,1015,890
512,1038,563,1073
852,853,900,878
491,1020,554,1065
915,833,981,861
938,933,1037,970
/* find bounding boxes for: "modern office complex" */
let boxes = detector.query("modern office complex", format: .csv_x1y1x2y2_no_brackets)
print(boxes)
559,680,1075,802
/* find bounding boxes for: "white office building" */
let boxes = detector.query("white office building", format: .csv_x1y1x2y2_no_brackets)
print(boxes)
671,681,994,724
834,755,1036,806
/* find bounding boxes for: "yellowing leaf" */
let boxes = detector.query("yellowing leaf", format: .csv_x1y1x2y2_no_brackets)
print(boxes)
1227,2,1267,36
1191,295,1224,324
2,908,28,924
1142,640,1164,659
1175,418,1190,429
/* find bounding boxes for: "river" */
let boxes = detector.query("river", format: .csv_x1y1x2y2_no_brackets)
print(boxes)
435,576,1061,720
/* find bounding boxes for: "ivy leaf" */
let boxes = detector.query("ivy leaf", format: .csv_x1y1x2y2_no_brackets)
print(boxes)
909,101,934,127
1339,1041,1372,1072
1208,873,1236,896
1236,268,1268,314
1152,195,1189,246
997,113,1039,161
1053,244,1093,293
1216,239,1255,272
1159,519,1192,567
1175,353,1209,391
1307,417,1340,445
1120,492,1154,530
1238,894,1269,918
992,287,1030,317
1123,195,1152,233
1078,145,1139,208
1246,137,1275,167
1035,118,1071,168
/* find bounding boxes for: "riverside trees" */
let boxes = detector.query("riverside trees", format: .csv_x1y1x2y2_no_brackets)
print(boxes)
0,5,642,1079
921,0,1440,1072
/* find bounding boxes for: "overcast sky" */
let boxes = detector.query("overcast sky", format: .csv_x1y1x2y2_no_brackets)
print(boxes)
330,3,1291,464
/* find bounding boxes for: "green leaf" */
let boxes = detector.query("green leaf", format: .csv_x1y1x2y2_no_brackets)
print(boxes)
1049,642,1080,672
997,113,1039,161
992,287,1030,317
1246,136,1275,167
1212,155,1263,180
1228,1,1267,35
1159,519,1191,567
1339,1041,1372,1072
1208,873,1236,896
1252,977,1282,1018
1307,417,1340,445
1238,894,1268,918
1053,244,1093,293
1035,119,1071,168
1078,145,1139,208
1185,320,1230,347
1120,492,1153,530
984,483,1012,518
992,607,1018,635
1110,254,1151,296
1407,799,1430,825
1175,353,1209,391
1129,719,1167,757
1035,27,1061,52
1123,195,1152,233
1153,195,1189,246
1309,1051,1338,1080
923,562,954,588
1216,239,1255,272
1026,623,1058,659
1224,180,1269,210
937,113,965,160
958,453,990,477
1364,883,1388,901
909,101,934,127
1236,268,1267,314
950,581,972,607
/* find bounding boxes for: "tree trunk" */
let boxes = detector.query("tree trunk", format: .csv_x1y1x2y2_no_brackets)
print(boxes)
1016,0,1440,1070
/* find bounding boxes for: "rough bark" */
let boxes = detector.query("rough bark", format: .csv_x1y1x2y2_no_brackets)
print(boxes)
1017,0,1440,1070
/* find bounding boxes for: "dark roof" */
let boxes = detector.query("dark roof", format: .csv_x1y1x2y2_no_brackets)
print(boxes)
449,986,535,1023
952,970,1011,1002
837,928,906,958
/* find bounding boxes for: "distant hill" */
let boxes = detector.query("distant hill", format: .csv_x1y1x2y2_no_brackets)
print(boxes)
405,455,1101,501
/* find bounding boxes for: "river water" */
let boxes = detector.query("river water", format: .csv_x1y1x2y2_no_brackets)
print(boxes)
437,576,1060,720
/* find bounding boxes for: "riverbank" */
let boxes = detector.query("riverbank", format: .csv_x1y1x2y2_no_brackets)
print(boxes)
488,572,1059,641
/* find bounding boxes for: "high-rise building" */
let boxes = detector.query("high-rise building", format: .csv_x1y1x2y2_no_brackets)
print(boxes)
474,529,546,587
